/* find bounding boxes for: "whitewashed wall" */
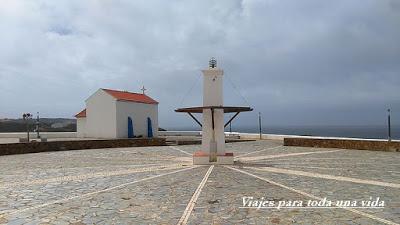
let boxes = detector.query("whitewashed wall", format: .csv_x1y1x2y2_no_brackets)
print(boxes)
76,117,86,138
85,89,117,138
115,101,158,138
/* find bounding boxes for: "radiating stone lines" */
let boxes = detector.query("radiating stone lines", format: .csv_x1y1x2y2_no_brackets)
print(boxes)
248,166,400,188
3,166,199,217
177,165,214,225
263,162,400,166
263,157,395,161
235,145,283,158
1,163,190,189
168,146,193,156
238,149,343,162
68,163,181,170
227,166,400,225
1,142,399,224
272,165,400,174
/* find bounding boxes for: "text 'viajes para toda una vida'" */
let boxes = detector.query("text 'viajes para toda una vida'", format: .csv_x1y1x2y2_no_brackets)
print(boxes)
241,196,385,210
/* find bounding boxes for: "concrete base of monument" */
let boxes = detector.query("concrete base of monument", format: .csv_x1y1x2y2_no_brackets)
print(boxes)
193,151,234,165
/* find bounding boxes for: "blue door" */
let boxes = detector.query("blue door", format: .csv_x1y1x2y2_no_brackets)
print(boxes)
128,117,134,138
147,117,153,138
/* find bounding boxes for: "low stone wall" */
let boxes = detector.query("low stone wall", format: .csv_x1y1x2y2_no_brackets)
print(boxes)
159,131,201,136
0,138,166,156
284,138,400,152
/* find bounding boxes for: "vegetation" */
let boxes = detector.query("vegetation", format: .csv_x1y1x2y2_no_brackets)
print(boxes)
0,118,76,132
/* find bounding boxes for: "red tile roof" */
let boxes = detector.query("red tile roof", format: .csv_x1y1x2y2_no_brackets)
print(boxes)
75,89,158,117
102,89,159,104
75,109,86,118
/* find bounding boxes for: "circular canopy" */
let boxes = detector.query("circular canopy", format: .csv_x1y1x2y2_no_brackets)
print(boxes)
175,106,253,114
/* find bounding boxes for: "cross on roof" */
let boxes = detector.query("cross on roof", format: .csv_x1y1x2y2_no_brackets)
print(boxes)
141,86,147,94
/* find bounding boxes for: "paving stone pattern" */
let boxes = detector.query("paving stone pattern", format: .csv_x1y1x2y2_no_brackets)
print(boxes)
0,140,399,224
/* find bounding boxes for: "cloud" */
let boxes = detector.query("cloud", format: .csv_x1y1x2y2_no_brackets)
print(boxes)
0,0,399,128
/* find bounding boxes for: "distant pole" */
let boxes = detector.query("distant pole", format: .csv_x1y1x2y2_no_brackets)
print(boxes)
258,112,262,140
229,121,232,133
388,109,391,142
36,112,40,139
27,117,29,142
23,113,32,142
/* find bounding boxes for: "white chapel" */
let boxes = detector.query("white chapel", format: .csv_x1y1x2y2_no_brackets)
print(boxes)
75,88,159,139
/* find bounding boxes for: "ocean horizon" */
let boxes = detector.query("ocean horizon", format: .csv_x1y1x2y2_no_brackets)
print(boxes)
166,125,400,140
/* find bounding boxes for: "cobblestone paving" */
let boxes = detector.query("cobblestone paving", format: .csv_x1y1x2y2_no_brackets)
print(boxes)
0,140,399,224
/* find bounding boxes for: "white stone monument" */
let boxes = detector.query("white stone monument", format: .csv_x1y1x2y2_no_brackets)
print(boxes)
176,58,253,165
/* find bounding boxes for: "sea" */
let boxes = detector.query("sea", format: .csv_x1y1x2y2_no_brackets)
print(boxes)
168,125,400,140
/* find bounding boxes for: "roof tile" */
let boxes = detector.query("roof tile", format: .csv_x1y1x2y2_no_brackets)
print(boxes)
75,109,86,118
102,89,158,104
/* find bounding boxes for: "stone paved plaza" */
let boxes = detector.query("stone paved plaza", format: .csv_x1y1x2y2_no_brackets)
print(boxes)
0,140,399,225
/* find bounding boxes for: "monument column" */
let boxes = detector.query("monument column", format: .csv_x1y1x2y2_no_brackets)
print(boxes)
202,58,225,162
175,57,253,165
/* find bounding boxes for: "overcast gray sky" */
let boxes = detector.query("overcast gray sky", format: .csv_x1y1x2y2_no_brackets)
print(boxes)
0,0,399,128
